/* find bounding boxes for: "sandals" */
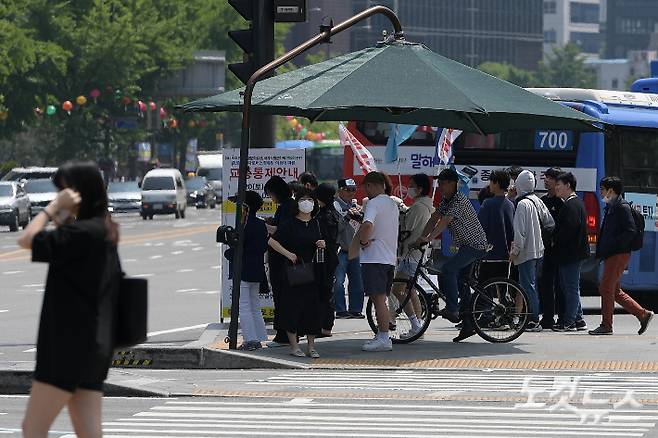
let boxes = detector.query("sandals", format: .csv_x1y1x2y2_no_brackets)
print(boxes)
307,349,320,359
289,348,305,357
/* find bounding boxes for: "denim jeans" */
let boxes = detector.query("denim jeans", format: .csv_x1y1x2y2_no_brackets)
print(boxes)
558,260,584,325
439,246,487,330
333,251,364,314
518,258,541,323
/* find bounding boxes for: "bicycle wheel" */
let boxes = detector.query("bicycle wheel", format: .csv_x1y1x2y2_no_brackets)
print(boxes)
366,279,431,344
470,277,531,343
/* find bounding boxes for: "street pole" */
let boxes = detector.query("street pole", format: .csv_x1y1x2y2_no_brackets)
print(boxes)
226,5,404,349
251,0,276,148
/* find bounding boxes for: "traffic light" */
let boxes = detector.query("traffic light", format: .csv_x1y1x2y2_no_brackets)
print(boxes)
228,0,274,85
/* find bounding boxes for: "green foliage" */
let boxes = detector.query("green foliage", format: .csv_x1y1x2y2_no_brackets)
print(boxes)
479,44,596,89
537,44,597,88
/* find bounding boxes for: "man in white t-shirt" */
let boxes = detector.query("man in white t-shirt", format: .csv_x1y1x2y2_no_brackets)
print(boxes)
352,171,399,352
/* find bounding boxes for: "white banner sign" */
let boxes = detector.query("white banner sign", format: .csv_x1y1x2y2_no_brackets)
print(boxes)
354,145,598,192
220,148,305,321
626,192,658,233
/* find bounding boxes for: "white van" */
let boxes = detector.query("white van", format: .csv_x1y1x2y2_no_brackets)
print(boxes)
140,168,187,220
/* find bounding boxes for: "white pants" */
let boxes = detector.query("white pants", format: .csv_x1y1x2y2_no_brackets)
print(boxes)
239,281,268,342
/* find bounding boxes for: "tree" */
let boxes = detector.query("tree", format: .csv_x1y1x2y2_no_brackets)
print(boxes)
478,62,538,88
537,43,596,88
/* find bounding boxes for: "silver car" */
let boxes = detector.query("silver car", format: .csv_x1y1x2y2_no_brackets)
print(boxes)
25,178,57,217
0,182,31,231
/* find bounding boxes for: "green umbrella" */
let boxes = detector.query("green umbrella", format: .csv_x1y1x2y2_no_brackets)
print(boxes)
182,40,599,133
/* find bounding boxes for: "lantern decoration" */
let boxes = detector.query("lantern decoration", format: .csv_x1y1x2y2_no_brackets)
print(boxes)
76,95,87,106
299,127,308,137
90,88,101,103
0,111,7,121
318,132,325,140
188,120,196,128
305,131,315,140
198,119,208,128
121,96,132,105
148,101,156,111
137,100,146,115
62,101,73,115
46,105,56,116
285,115,294,121
168,118,178,129
34,107,43,116
159,107,167,119
114,89,122,100
289,118,299,128
294,124,303,132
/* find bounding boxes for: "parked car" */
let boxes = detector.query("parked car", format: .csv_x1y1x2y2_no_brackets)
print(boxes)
140,168,187,220
0,182,31,231
107,181,141,213
1,167,58,182
24,178,57,217
185,176,217,209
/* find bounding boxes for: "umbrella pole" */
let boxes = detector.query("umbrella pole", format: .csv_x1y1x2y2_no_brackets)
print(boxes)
227,5,405,350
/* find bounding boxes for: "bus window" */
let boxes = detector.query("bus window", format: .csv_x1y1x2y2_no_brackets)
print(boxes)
619,127,658,192
355,121,437,146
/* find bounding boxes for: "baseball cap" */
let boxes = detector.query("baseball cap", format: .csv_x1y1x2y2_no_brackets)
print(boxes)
337,178,357,189
435,168,459,182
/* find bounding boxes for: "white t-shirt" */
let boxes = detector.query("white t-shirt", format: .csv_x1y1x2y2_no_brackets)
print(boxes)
360,194,399,266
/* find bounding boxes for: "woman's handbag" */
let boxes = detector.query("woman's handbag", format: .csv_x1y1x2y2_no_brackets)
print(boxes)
114,274,148,348
286,259,315,287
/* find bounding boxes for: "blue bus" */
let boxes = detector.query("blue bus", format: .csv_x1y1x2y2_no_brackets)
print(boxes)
347,83,658,309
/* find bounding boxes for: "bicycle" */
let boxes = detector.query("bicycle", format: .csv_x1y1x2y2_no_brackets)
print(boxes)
366,245,531,343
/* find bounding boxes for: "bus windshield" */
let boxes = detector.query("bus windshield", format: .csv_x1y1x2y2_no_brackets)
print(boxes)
612,127,658,192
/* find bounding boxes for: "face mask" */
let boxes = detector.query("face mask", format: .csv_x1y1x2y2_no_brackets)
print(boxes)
298,199,314,214
602,196,612,204
407,187,417,199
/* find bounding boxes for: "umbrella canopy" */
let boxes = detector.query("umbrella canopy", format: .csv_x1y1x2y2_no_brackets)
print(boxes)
181,40,600,133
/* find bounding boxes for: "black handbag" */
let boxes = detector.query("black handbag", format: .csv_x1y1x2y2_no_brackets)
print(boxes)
286,260,315,287
114,275,148,348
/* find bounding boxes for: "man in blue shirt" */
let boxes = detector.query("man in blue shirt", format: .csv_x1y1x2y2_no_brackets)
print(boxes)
477,169,515,283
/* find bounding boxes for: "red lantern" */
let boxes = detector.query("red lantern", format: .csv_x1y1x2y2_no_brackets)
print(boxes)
159,107,167,119
62,101,73,114
149,101,156,111
121,96,132,105
199,119,208,128
295,124,303,132
318,132,325,140
285,115,294,121
137,100,146,113
168,119,178,129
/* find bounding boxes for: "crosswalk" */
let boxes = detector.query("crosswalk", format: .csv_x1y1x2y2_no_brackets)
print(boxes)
100,370,658,438
247,370,658,396
102,397,658,438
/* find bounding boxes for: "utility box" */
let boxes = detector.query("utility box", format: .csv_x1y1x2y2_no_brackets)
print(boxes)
274,0,307,23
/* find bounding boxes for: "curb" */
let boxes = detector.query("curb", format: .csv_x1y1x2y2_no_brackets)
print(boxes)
111,346,306,370
0,369,169,397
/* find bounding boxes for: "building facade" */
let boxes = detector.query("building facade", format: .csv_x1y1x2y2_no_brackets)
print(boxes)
543,0,602,58
606,0,658,58
344,0,543,70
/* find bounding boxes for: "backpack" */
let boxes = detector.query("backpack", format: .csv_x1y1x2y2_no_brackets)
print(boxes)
518,195,555,246
628,201,645,251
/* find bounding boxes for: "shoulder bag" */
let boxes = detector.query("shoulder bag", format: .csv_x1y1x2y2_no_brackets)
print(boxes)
114,267,148,348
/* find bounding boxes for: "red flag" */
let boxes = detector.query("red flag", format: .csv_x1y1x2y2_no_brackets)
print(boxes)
339,123,377,175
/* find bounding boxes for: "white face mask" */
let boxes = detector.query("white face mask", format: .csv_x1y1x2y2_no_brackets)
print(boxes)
298,199,314,214
407,187,417,199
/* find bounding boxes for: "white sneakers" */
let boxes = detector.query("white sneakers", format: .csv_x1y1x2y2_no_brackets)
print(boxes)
402,325,424,339
362,336,393,352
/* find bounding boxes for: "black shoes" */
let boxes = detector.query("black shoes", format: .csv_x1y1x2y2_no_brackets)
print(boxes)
335,311,351,319
588,325,613,335
350,312,366,319
439,309,461,324
552,322,577,332
453,328,476,343
575,319,588,331
639,311,654,335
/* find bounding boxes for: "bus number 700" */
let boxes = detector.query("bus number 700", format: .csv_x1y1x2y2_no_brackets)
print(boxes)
537,131,571,150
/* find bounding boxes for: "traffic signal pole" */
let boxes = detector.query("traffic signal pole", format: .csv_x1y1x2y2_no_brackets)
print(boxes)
250,0,276,148
226,5,404,349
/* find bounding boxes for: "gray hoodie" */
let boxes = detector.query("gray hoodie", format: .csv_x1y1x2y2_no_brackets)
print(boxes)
510,170,555,265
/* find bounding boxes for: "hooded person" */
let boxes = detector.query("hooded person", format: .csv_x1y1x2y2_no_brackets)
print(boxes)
510,170,555,331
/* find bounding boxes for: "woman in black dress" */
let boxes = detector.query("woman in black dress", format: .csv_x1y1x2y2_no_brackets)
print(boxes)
268,188,326,358
264,176,297,347
18,162,120,438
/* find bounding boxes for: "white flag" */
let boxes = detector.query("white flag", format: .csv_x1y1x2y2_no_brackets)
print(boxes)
339,122,377,175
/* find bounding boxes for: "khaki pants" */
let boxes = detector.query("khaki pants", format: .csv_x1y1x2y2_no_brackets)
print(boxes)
599,253,646,330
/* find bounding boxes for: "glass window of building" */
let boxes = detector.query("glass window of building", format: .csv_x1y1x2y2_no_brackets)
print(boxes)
544,0,556,14
570,31,601,53
570,2,599,24
544,29,557,43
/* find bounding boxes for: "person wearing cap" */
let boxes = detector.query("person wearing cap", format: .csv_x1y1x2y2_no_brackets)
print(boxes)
313,183,341,336
224,191,269,350
416,168,488,342
333,178,365,319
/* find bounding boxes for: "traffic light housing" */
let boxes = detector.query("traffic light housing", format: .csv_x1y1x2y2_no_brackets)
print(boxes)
228,0,274,85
